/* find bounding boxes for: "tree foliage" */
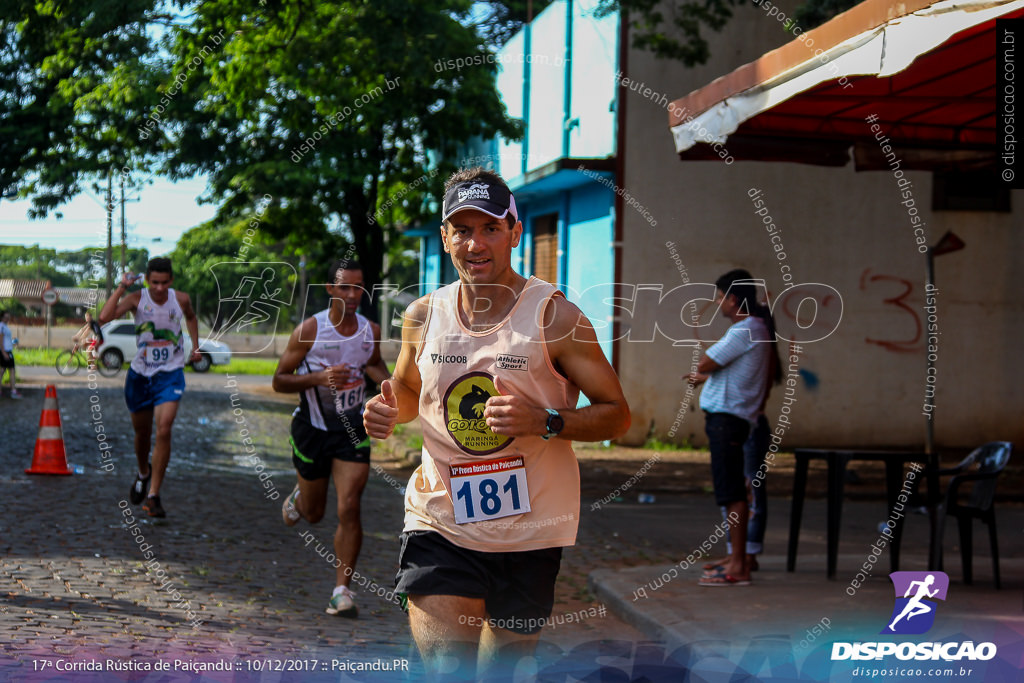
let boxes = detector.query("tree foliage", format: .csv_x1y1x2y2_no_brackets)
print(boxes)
167,218,285,329
0,244,75,285
0,0,163,215
599,0,859,66
474,0,556,47
153,0,523,312
4,0,529,305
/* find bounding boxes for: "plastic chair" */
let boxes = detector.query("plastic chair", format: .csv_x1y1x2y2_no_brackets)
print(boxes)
931,441,1013,588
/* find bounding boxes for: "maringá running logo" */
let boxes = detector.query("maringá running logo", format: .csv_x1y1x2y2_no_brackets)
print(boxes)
882,571,949,635
443,372,512,456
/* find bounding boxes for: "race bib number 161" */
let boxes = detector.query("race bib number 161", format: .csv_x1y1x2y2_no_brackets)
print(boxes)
450,455,531,524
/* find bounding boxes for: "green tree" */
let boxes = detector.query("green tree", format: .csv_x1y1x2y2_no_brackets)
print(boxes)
475,0,557,47
0,244,75,285
155,0,523,314
599,0,858,66
0,1,165,216
168,219,286,329
57,246,149,286
0,243,148,287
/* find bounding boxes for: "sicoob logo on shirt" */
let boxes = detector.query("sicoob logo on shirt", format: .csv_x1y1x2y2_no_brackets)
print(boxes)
443,372,513,456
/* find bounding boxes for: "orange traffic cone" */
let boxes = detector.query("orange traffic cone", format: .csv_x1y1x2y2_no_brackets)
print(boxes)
25,385,72,475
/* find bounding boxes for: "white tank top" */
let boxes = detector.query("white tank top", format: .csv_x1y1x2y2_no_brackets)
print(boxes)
404,277,582,552
294,310,375,431
131,288,186,376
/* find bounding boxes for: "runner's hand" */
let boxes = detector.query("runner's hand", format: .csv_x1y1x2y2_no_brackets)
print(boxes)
319,363,353,388
484,376,546,437
364,379,398,439
120,272,136,287
189,349,202,364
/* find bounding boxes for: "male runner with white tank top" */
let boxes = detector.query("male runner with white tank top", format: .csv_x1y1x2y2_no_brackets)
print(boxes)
273,259,389,617
100,258,201,518
363,168,631,678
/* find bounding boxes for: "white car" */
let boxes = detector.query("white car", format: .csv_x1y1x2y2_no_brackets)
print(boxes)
96,321,232,373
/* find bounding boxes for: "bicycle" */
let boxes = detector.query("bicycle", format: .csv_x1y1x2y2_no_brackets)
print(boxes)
55,342,121,377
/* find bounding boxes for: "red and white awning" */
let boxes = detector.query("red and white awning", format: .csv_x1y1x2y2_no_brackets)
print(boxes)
669,0,1024,166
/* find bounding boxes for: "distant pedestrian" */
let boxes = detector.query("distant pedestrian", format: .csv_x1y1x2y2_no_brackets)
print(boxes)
686,269,773,587
703,290,780,574
0,310,21,399
99,258,201,518
71,311,104,369
273,258,389,618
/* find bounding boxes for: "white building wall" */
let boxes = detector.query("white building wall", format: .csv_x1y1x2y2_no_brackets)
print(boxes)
615,2,1024,448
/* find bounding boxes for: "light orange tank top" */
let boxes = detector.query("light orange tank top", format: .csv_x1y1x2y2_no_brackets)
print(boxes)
404,277,581,552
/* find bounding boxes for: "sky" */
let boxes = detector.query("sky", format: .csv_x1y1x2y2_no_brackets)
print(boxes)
0,175,217,257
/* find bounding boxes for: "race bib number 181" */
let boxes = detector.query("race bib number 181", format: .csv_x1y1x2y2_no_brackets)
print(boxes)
450,455,531,524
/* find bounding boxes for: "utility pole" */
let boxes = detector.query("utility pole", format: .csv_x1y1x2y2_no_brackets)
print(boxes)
299,255,307,323
120,175,127,275
105,173,114,299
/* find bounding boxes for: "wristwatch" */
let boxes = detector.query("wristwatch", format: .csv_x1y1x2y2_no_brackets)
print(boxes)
542,408,564,440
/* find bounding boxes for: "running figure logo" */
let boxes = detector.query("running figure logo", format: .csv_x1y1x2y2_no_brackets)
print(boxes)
882,571,949,635
206,261,295,353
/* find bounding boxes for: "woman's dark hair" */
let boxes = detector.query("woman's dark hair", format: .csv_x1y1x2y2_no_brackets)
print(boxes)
716,269,782,384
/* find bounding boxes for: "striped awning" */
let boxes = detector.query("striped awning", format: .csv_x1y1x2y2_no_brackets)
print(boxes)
0,279,50,299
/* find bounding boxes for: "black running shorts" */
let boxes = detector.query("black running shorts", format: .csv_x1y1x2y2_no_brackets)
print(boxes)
395,530,562,635
289,416,370,480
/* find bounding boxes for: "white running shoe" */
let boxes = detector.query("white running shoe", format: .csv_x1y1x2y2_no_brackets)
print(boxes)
282,484,302,526
326,586,358,617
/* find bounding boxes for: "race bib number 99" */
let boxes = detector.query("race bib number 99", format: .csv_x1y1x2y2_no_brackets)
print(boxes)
142,341,174,367
450,455,531,524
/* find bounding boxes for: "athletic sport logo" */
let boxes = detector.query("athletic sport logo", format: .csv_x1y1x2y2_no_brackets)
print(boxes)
496,354,527,371
882,571,949,635
457,183,490,203
443,372,512,456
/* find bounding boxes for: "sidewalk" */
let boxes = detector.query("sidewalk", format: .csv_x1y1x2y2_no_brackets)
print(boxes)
588,498,1024,681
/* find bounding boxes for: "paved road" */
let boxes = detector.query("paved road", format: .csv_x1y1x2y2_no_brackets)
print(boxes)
5,375,1019,682
0,378,650,682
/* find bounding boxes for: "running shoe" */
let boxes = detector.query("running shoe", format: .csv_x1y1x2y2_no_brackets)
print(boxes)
142,495,166,518
326,586,358,617
10,390,22,399
282,484,302,526
130,467,152,505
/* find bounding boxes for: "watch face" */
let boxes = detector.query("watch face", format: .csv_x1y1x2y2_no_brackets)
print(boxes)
548,413,565,434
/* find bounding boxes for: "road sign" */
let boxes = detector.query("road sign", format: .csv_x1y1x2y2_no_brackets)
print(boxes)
42,288,59,306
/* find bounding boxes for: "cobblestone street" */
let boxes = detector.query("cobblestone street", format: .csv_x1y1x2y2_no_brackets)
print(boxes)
0,377,654,682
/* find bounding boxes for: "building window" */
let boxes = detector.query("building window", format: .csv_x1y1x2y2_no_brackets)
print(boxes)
933,169,1011,212
532,213,559,284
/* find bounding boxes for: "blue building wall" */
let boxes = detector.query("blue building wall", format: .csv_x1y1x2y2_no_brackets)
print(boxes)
416,0,619,368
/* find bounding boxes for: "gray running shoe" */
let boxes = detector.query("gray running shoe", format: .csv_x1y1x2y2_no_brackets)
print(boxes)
282,484,301,526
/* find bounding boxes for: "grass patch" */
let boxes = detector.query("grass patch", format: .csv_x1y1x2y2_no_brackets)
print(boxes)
202,358,278,375
14,347,278,375
642,437,697,451
10,347,63,366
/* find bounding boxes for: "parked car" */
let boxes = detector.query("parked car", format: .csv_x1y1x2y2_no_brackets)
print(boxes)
97,321,232,373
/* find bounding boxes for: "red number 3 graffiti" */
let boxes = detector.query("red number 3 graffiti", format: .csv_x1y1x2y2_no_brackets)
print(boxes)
859,268,921,352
